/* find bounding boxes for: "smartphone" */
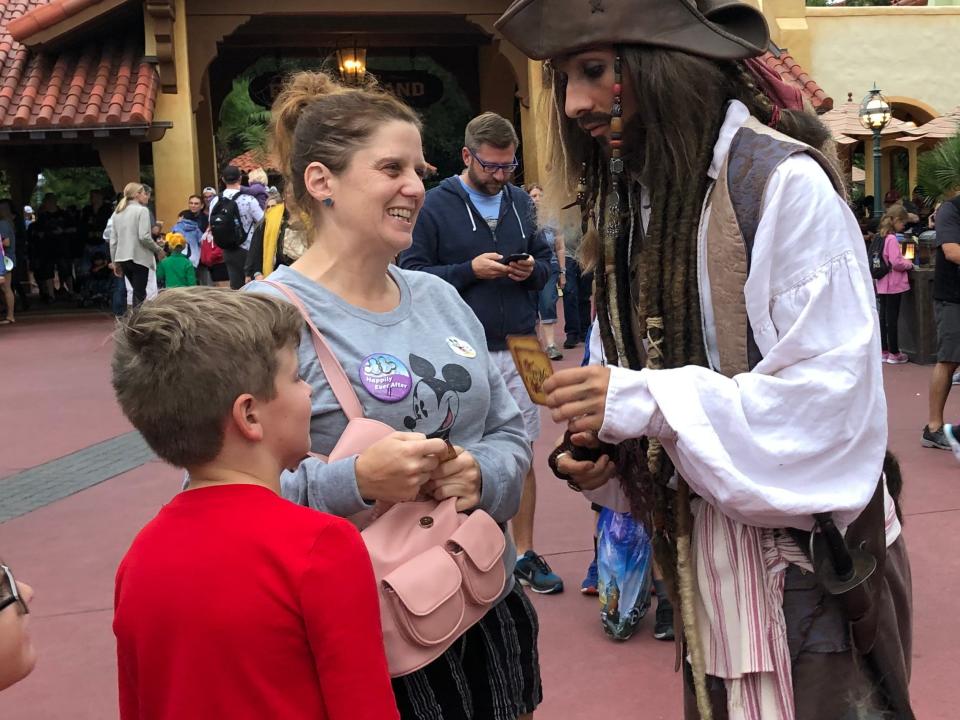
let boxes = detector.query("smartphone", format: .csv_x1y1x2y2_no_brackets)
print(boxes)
500,253,531,265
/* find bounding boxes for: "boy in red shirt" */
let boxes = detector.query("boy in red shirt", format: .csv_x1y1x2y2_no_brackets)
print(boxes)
111,287,398,720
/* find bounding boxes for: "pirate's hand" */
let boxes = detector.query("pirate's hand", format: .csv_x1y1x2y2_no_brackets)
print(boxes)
543,365,611,434
555,451,616,491
423,446,482,511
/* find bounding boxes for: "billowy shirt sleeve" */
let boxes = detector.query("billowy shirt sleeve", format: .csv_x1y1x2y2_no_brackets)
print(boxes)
599,154,887,530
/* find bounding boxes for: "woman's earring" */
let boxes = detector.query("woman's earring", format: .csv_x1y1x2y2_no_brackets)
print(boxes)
322,198,334,208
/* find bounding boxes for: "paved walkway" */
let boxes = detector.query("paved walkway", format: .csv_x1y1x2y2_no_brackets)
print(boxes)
1,313,959,718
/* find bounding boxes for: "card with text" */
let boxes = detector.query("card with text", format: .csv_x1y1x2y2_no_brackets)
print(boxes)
506,335,555,406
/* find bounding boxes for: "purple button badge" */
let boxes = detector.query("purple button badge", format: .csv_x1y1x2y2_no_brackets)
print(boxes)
359,353,413,403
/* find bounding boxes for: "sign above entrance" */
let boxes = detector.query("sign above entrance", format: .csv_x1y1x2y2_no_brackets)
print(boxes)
370,70,444,109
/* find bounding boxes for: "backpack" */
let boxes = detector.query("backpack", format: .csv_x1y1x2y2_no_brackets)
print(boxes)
869,233,891,280
199,228,224,267
208,193,246,250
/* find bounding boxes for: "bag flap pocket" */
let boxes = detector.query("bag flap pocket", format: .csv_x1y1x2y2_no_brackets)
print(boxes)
382,545,462,617
447,510,505,573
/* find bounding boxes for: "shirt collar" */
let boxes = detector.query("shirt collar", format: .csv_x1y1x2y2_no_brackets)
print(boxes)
707,100,751,181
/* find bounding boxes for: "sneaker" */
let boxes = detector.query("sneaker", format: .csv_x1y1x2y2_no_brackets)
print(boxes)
580,559,599,595
886,352,909,365
881,351,890,363
653,597,675,641
922,425,952,451
545,345,563,361
563,336,579,349
953,371,960,385
514,551,564,594
944,425,960,462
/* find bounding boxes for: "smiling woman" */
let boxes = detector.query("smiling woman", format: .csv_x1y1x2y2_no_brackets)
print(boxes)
244,71,541,720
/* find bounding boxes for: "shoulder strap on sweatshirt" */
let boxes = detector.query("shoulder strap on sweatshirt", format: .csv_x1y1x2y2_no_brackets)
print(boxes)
257,279,364,420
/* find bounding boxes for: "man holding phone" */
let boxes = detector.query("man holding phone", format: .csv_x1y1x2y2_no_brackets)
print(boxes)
400,112,562,594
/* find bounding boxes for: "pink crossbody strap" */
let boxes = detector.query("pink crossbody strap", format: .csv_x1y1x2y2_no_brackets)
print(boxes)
257,279,364,420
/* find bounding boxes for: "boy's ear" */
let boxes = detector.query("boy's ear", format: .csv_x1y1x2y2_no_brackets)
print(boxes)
230,394,263,442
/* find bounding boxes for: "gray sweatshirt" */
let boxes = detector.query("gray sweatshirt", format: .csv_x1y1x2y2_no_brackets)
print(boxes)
247,264,531,588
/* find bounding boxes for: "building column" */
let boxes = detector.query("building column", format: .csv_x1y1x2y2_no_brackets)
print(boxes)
195,71,218,190
756,0,812,71
864,143,875,198
94,141,142,193
908,143,919,195
151,0,201,226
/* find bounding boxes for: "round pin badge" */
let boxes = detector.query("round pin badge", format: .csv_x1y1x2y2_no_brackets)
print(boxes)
446,336,477,359
359,353,412,403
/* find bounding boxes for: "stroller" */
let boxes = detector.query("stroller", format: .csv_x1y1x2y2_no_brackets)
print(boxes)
78,253,114,309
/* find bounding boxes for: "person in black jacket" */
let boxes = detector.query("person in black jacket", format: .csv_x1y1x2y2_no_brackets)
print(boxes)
400,112,564,594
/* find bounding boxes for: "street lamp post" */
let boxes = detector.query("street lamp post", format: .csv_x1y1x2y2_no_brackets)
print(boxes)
859,84,892,219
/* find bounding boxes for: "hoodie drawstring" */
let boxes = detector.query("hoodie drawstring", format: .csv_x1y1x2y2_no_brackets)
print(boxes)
463,201,477,232
512,204,526,239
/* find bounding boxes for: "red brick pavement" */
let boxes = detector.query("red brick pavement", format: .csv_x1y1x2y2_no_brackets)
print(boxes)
1,314,959,718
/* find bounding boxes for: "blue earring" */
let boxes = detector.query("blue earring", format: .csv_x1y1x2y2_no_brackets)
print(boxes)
322,198,334,208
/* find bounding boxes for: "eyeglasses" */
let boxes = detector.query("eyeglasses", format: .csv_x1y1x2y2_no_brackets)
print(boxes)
0,565,29,615
468,148,519,175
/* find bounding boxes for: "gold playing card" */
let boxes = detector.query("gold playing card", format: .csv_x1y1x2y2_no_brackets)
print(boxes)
506,335,555,406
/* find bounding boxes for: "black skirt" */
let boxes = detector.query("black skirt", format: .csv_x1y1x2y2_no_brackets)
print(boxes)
392,582,543,720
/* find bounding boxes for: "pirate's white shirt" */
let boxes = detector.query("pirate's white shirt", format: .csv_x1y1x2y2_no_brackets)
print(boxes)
596,99,889,533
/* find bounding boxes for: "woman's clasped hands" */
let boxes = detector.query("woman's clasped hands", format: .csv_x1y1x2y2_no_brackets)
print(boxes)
354,432,482,511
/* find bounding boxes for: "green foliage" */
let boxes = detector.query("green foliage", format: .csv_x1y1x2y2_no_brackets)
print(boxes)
918,134,960,202
215,55,474,186
37,167,112,209
217,57,317,166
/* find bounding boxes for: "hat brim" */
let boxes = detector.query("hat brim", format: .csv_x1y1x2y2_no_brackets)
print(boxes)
495,0,769,62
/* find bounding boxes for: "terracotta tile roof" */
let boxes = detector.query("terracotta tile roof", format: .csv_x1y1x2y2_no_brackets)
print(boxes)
820,93,916,145
6,0,103,42
906,106,960,141
228,150,274,174
1,0,158,131
760,48,832,114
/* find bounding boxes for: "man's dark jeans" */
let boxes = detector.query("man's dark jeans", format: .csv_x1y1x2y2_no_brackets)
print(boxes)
563,255,593,343
223,246,249,290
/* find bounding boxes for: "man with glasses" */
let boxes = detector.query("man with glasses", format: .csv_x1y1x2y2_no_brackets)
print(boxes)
0,563,37,691
401,112,563,594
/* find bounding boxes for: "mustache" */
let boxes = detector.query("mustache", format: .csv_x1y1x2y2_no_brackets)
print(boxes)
577,112,613,131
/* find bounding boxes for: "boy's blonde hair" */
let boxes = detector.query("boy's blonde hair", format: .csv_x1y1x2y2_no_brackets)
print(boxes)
112,287,304,468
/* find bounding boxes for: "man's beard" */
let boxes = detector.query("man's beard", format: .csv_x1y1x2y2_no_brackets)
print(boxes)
575,112,646,173
467,163,507,196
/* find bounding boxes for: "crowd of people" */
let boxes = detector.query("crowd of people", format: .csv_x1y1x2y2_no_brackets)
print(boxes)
1,0,934,718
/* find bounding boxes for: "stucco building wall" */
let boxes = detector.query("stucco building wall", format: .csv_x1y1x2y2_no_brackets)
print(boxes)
806,6,960,118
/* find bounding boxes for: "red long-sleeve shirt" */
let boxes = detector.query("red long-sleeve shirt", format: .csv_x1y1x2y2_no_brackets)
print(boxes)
114,484,398,720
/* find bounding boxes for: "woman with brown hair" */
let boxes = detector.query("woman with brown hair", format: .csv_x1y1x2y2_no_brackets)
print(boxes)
247,71,541,720
874,204,916,364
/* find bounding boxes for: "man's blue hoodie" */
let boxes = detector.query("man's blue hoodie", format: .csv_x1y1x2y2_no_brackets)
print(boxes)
400,176,552,352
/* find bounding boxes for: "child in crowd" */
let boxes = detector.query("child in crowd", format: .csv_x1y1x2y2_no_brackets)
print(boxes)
156,233,196,289
111,288,398,720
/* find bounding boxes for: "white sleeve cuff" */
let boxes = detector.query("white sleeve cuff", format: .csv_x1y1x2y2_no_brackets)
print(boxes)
598,366,672,444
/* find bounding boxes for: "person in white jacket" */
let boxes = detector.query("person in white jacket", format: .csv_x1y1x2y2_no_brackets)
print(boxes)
109,183,163,307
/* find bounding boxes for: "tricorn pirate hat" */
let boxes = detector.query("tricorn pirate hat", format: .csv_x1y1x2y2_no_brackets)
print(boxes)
494,0,769,61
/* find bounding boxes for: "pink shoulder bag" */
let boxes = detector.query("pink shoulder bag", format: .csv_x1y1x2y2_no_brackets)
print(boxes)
258,280,507,677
